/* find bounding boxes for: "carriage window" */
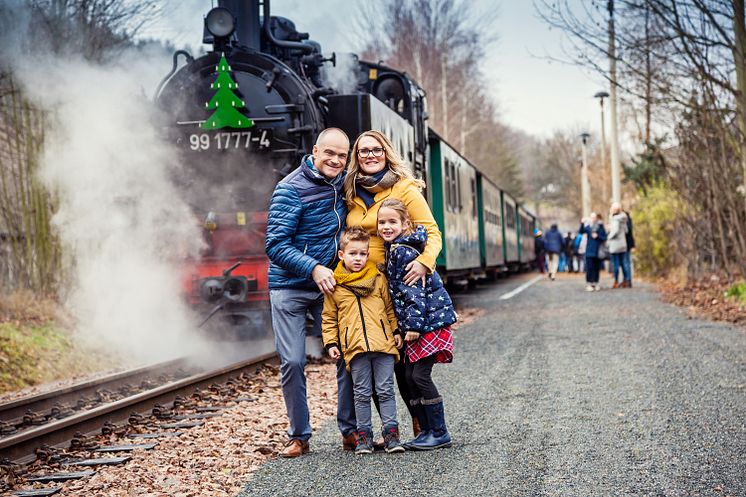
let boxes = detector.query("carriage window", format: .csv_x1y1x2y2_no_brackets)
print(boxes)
445,159,460,213
455,164,462,212
444,159,452,211
470,178,477,219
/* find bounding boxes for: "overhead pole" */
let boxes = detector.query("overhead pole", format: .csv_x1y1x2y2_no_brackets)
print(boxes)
595,91,610,205
608,0,622,203
580,132,591,219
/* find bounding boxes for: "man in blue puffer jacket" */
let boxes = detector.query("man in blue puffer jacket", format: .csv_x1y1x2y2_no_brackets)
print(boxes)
265,128,352,458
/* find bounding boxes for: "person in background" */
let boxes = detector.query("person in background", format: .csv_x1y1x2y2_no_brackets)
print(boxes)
607,202,630,288
574,231,586,273
543,224,564,280
623,209,635,287
563,232,575,272
578,213,607,292
534,229,545,274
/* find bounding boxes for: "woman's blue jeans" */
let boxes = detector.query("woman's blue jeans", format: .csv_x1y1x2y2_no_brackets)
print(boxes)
612,252,631,282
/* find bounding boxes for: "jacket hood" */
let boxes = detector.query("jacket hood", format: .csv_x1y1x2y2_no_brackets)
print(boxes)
333,260,379,297
391,224,427,252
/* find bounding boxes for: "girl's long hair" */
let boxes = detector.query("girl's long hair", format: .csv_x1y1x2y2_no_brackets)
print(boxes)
343,130,425,205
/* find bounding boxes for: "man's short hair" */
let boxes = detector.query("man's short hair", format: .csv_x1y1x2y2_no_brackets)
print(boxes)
339,226,370,251
315,127,350,147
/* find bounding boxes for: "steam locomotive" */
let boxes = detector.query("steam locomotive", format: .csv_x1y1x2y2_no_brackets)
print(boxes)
154,0,536,339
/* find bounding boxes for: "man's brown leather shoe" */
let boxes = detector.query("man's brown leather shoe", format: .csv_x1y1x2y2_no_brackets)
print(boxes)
279,439,309,458
342,432,358,451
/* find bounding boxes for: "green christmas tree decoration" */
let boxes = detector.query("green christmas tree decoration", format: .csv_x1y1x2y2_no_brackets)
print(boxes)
200,54,254,130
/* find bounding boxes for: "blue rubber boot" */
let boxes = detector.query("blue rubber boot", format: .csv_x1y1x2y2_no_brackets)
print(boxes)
402,398,430,450
408,397,451,450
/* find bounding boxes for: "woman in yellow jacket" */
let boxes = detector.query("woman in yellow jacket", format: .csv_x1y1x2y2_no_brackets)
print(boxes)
343,130,443,437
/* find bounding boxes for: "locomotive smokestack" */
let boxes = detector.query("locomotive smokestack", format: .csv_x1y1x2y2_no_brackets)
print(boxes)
219,0,261,50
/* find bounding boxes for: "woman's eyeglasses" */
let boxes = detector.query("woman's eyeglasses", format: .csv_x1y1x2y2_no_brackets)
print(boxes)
358,147,385,158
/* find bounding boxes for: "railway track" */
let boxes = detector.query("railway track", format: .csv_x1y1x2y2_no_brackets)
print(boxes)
1,350,278,493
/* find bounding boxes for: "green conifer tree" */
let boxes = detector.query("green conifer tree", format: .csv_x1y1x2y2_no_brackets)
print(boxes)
201,54,254,130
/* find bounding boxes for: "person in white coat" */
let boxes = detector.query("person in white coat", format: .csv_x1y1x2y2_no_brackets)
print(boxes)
608,202,631,288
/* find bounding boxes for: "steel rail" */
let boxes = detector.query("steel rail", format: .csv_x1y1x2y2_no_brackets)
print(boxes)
0,359,188,424
0,352,278,464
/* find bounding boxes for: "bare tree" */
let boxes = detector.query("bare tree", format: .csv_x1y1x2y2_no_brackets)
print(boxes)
0,0,161,295
536,0,746,277
356,0,527,198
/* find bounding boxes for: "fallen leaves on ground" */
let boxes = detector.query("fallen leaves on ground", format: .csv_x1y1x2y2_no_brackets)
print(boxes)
658,275,746,325
36,362,338,497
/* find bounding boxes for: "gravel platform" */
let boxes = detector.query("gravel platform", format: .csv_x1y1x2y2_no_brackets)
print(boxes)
238,274,746,497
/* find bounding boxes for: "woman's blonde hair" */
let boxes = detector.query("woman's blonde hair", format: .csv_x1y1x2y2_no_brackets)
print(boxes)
378,198,414,236
343,130,425,204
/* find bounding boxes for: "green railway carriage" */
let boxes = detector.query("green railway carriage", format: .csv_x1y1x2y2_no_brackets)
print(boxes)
477,173,506,273
428,133,481,280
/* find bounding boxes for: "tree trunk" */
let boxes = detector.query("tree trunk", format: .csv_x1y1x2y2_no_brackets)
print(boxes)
732,0,746,221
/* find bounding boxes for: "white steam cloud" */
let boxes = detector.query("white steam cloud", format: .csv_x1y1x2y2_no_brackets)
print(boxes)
0,7,225,365
322,52,360,94
29,54,209,364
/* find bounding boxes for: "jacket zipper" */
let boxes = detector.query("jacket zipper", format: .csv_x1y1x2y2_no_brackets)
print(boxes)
325,178,342,259
356,296,370,351
303,243,308,254
380,319,388,339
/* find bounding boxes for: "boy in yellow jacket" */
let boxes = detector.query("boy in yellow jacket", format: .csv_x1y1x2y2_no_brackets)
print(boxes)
322,226,404,454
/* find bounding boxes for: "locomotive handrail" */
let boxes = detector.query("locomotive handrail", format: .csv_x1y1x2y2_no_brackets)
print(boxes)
153,50,194,101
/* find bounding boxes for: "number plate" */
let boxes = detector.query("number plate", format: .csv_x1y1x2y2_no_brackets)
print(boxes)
184,129,272,152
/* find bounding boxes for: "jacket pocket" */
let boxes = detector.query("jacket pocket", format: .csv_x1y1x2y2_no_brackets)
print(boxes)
344,327,349,349
303,243,308,254
380,320,388,339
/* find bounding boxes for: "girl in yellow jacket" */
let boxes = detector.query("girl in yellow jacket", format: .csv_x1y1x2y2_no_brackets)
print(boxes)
322,227,404,454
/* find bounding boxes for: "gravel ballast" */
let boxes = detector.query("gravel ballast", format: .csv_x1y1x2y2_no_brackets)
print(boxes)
238,274,746,497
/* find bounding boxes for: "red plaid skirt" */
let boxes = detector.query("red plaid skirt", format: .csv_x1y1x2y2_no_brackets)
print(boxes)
405,326,454,363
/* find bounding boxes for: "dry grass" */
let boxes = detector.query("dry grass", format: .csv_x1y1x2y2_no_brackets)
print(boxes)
0,289,71,326
0,290,121,394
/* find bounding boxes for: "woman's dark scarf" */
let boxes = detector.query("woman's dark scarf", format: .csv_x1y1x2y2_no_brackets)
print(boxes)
355,166,399,208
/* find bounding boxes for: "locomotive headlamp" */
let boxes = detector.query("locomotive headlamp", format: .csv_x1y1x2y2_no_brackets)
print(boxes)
205,7,235,38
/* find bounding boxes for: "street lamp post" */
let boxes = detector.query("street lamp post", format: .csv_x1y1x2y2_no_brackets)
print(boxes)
594,91,609,205
580,132,591,219
608,0,622,203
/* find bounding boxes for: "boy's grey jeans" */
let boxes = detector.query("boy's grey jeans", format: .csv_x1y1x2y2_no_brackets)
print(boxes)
350,352,398,433
270,288,356,440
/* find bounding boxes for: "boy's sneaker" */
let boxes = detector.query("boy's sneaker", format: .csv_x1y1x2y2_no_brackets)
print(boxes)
383,426,405,453
354,430,373,455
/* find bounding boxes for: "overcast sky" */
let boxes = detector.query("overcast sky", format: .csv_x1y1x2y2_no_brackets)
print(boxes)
144,0,606,140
